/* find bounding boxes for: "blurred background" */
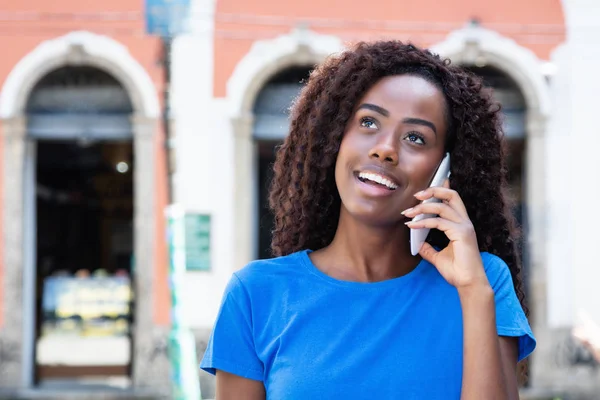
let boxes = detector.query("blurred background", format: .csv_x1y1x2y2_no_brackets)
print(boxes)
0,0,598,399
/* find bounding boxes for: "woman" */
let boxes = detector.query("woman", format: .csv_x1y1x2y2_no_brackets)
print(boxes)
201,41,535,399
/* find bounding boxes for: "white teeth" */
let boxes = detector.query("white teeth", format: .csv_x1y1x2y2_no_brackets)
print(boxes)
358,172,398,190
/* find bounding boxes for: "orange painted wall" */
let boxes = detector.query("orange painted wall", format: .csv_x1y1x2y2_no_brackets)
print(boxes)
213,0,565,97
0,0,169,327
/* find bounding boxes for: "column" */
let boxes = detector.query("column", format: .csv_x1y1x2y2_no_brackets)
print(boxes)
525,111,548,328
130,115,170,394
0,116,26,388
232,114,255,273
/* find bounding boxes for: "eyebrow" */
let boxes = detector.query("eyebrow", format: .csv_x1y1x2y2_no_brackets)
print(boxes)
357,103,437,135
403,117,437,135
358,103,389,117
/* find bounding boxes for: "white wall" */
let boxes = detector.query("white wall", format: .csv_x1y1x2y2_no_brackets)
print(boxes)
171,0,237,328
545,43,574,328
562,0,600,329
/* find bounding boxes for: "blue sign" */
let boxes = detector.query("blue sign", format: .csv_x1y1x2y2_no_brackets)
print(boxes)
145,0,191,37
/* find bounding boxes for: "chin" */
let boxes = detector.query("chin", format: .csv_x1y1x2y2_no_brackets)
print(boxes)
343,204,404,228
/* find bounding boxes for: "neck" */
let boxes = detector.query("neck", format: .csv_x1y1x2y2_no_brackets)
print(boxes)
315,209,421,282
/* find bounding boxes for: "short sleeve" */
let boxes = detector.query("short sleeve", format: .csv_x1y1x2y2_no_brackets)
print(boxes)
200,273,264,381
484,254,536,362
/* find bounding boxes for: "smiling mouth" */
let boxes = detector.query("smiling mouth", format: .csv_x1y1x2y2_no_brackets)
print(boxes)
356,172,398,190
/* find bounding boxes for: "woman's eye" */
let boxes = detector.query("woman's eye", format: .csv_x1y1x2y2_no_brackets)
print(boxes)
360,117,378,129
405,132,425,145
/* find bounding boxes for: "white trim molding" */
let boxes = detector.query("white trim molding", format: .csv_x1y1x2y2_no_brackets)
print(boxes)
0,31,159,119
228,27,343,119
431,25,551,118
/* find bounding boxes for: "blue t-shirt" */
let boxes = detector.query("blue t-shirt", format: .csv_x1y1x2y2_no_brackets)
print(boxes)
201,250,535,399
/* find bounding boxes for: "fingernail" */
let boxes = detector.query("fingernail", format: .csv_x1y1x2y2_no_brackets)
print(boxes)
401,208,413,215
414,190,425,197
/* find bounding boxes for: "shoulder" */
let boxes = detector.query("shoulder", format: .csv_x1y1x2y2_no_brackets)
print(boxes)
235,250,307,281
225,250,309,297
479,252,515,290
480,251,508,271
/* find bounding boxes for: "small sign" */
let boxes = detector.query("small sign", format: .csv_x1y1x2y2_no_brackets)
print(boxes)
184,214,211,271
145,0,191,37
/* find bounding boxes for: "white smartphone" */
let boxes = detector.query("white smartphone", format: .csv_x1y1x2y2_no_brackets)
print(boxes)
409,152,451,256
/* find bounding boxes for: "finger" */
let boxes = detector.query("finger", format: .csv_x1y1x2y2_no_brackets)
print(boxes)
405,217,457,232
418,241,440,266
402,201,462,223
443,178,450,189
405,217,469,242
414,187,468,218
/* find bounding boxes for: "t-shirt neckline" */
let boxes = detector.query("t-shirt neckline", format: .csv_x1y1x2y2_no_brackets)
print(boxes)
298,249,429,290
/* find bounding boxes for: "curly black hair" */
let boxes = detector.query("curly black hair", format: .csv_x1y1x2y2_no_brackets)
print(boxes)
268,40,525,314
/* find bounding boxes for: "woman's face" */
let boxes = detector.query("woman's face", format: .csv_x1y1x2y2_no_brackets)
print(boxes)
334,74,449,227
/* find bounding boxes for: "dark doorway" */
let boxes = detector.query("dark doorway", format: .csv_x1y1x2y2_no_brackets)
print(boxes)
26,66,135,386
253,67,312,259
34,140,134,383
467,65,530,294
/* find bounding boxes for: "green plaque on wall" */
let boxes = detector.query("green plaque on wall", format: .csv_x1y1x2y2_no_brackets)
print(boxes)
184,214,210,271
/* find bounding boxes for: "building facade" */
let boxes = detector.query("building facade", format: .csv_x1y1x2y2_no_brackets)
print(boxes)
1,0,600,399
0,1,171,398
172,0,600,398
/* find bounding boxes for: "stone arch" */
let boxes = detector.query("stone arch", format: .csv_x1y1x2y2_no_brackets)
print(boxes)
0,30,159,119
0,31,167,391
228,28,342,270
228,27,343,121
431,24,551,119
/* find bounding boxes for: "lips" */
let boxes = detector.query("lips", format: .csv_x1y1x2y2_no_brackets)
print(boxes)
353,169,401,197
357,171,398,190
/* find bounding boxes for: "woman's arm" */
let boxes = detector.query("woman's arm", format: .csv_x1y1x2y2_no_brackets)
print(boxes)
459,284,519,400
499,336,520,397
215,370,266,400
404,184,521,400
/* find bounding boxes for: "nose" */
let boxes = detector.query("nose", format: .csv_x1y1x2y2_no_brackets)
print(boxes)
368,136,399,165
